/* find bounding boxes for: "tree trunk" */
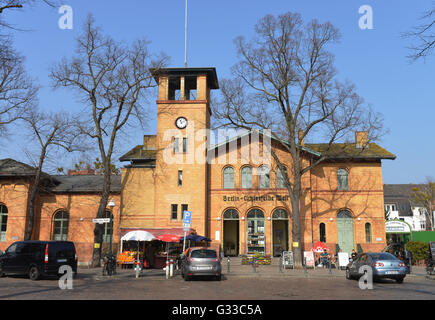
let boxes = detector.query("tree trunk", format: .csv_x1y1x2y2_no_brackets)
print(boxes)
91,162,112,267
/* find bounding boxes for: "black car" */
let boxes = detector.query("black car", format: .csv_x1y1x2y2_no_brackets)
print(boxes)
0,241,77,280
382,243,411,274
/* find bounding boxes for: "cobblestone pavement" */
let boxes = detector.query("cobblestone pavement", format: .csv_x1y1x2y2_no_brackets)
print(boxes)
0,259,433,300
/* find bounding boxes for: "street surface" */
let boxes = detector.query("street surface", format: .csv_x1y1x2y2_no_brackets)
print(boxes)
0,268,434,300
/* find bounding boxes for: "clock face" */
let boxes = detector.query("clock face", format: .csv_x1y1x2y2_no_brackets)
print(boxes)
175,117,188,129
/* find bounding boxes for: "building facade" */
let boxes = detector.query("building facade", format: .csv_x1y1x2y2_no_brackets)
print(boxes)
0,67,396,265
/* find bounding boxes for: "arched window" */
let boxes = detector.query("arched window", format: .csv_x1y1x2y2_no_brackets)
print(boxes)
258,165,270,189
247,209,265,253
223,166,235,189
337,168,348,190
241,166,252,188
52,210,69,241
223,209,239,220
276,166,287,188
319,223,326,243
272,209,288,220
337,210,352,219
365,223,372,243
0,204,8,242
103,211,114,243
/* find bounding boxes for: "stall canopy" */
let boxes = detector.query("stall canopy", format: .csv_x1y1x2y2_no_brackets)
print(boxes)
311,240,330,253
180,235,211,242
121,230,156,241
120,228,194,239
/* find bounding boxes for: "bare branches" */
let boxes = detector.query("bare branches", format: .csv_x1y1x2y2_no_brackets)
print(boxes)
403,3,435,61
0,36,37,135
0,0,58,30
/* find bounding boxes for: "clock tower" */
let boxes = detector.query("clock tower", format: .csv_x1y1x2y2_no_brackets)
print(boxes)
151,67,219,237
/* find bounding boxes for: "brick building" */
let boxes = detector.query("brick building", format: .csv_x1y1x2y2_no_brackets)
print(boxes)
0,67,396,265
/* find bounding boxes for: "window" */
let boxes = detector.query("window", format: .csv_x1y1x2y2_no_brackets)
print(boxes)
385,204,397,212
337,168,348,190
182,137,188,153
181,204,188,217
276,166,287,188
223,209,239,220
337,210,352,219
319,223,326,243
420,221,426,230
258,165,270,189
102,211,113,243
241,166,252,188
365,223,372,243
272,209,288,220
223,166,235,189
178,170,183,186
52,210,69,241
0,204,7,242
171,204,178,220
173,137,179,153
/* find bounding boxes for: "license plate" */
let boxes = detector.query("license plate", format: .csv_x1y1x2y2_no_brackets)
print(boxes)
385,271,399,275
57,259,67,263
196,266,212,270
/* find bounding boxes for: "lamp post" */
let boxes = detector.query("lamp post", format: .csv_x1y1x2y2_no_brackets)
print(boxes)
108,200,115,256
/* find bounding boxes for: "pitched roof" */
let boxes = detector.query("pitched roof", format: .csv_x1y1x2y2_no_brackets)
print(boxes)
306,143,396,160
49,175,122,193
383,184,426,217
119,145,156,162
0,158,51,178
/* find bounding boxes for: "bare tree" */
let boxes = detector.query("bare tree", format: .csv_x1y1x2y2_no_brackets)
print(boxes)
411,178,435,231
213,12,386,266
403,3,435,61
50,15,169,266
0,0,57,30
0,36,37,135
21,109,85,240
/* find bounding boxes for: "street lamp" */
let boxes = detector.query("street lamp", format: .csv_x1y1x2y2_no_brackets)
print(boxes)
108,200,115,256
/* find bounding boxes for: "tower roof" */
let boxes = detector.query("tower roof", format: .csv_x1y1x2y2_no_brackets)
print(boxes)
149,67,219,89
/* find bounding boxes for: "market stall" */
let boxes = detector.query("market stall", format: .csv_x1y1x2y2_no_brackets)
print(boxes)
118,230,156,268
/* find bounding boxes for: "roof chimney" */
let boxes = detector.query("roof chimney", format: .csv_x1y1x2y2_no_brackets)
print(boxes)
355,131,368,149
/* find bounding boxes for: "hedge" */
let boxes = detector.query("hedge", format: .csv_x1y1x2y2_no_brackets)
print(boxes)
405,241,429,264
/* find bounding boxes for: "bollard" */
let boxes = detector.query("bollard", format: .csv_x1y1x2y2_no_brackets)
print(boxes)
279,255,283,273
304,257,307,274
170,259,174,277
408,257,412,274
252,257,257,273
135,261,141,278
227,257,230,274
329,258,332,275
165,260,169,279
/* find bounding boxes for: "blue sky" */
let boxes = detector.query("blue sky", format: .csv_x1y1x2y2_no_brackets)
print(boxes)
1,0,434,184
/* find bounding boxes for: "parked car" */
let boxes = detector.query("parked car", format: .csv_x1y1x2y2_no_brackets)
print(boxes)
426,241,435,276
382,243,411,273
346,252,407,283
0,241,77,280
181,247,221,281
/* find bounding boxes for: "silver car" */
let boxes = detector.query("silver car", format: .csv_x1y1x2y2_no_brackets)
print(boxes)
181,247,222,281
346,252,407,283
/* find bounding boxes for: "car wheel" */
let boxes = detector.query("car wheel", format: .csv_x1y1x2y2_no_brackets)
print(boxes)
396,277,404,284
0,264,5,277
29,266,40,281
216,274,221,281
184,275,190,281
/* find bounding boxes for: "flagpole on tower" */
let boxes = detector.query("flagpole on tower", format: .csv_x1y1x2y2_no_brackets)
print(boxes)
185,0,188,68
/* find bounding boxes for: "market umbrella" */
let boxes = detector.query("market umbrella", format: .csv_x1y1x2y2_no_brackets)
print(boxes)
120,230,156,261
156,234,181,262
311,240,330,253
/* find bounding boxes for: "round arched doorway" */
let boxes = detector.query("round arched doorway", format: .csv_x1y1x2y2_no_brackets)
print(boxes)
223,209,239,256
272,209,289,257
246,208,265,254
336,210,354,254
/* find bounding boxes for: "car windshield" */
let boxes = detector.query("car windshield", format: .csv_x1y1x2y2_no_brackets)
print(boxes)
369,253,398,261
191,249,217,259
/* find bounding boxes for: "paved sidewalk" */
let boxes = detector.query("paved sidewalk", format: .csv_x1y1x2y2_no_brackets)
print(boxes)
77,257,434,281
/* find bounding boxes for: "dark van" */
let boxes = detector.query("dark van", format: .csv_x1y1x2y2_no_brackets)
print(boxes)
0,241,77,280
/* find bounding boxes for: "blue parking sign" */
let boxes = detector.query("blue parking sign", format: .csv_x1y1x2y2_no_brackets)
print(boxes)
183,211,192,230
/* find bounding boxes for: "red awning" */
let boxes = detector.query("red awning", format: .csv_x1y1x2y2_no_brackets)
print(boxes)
120,228,195,239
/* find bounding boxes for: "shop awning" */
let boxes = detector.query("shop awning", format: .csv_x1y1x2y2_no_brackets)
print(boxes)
120,228,196,239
